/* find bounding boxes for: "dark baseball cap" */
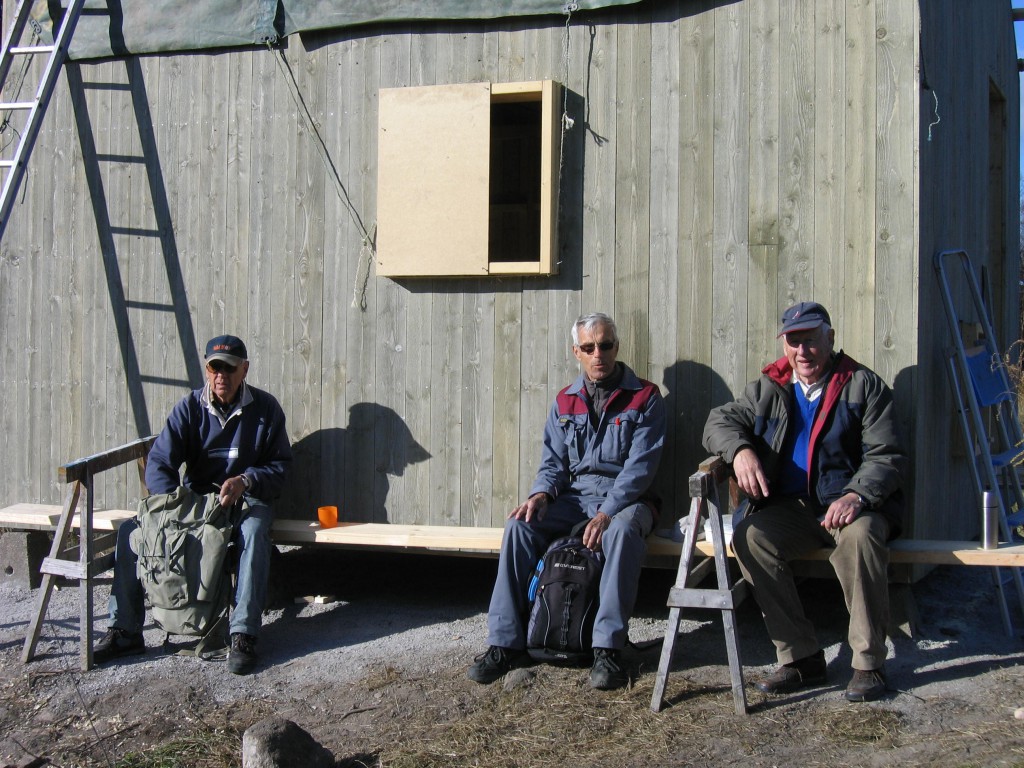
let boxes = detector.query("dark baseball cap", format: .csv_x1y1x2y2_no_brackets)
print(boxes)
777,302,831,337
205,335,248,366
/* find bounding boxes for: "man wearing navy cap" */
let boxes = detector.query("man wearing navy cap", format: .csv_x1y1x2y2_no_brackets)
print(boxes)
95,335,292,674
703,302,906,702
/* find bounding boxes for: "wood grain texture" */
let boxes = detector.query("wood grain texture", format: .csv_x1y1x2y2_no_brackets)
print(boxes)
0,2,1015,553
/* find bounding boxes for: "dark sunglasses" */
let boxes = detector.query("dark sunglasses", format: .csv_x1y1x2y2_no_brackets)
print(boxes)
577,341,615,355
206,361,238,375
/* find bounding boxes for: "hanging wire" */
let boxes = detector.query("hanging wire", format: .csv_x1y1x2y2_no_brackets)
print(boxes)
926,89,941,142
268,42,377,311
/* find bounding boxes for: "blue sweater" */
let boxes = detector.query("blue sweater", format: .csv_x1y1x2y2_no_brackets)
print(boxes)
145,383,293,501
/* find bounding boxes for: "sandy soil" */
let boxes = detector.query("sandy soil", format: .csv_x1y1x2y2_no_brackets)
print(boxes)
1,544,1023,767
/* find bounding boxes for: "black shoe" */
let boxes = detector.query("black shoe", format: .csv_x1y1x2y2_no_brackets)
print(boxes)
93,627,145,665
590,648,628,690
845,667,887,702
228,633,258,675
755,650,827,695
467,646,523,684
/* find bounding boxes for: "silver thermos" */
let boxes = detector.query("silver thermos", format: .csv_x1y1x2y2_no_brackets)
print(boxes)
982,491,999,550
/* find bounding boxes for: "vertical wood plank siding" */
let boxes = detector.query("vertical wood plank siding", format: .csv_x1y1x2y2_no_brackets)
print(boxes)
0,1,1018,544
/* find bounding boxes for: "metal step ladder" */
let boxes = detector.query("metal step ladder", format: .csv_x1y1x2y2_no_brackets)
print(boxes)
0,0,86,241
934,248,1024,635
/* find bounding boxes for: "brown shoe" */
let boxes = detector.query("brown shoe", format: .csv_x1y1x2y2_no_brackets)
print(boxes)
755,650,827,695
845,667,887,702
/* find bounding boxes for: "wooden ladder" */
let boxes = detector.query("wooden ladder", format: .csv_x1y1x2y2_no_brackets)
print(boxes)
650,457,749,715
22,437,155,671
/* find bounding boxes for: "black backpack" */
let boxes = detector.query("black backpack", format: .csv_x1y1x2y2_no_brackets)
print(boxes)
525,535,604,665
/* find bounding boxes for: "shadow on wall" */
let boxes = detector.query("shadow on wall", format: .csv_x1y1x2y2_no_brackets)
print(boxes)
276,403,430,524
653,359,734,527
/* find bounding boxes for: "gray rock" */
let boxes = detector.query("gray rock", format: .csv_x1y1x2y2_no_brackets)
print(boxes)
242,716,335,768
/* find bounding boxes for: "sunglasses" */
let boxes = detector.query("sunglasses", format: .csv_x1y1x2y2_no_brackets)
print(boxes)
577,341,616,355
206,361,238,375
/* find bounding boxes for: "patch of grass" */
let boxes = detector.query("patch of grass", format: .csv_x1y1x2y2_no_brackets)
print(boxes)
818,707,904,748
362,666,740,768
113,726,240,768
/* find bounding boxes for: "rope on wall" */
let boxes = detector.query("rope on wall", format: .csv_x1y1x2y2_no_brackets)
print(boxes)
268,42,377,311
559,3,577,176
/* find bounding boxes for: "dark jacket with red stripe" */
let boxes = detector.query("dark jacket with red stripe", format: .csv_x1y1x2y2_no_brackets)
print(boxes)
529,363,666,519
702,351,906,536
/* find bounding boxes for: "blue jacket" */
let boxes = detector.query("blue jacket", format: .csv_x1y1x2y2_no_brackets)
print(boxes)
530,363,666,518
145,383,293,501
703,351,906,535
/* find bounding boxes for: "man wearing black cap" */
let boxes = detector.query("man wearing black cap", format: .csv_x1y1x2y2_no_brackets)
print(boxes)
94,335,292,674
703,302,906,702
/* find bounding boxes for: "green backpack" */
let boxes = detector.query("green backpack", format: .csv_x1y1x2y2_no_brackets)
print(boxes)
129,487,240,656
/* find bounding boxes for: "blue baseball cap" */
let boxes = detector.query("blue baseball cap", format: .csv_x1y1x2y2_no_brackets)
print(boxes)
205,335,248,366
777,302,831,337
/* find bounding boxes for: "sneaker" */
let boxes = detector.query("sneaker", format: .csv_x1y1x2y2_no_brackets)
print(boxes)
228,633,258,675
590,648,628,690
845,667,887,702
93,627,145,665
755,650,827,695
467,646,523,684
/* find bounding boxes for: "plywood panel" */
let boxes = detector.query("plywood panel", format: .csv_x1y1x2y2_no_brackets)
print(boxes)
376,82,490,277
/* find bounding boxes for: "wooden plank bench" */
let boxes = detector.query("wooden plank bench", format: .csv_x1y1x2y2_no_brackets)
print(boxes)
6,502,1024,565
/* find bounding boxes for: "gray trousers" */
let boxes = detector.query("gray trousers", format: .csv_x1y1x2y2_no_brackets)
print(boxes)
485,494,654,652
731,497,891,671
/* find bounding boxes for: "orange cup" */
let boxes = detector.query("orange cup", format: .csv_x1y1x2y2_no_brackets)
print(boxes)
317,505,338,529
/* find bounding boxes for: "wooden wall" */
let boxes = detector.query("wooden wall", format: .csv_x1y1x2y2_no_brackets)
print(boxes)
0,1,1017,539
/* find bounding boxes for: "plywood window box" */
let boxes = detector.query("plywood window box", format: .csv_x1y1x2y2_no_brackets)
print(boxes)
376,80,562,277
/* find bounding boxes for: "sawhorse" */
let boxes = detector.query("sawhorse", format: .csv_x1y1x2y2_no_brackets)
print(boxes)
650,457,749,715
21,436,155,671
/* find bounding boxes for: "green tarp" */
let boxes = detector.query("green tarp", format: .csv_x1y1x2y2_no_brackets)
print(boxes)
31,0,642,60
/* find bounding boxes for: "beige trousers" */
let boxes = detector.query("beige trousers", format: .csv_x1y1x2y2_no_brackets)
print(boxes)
731,497,891,671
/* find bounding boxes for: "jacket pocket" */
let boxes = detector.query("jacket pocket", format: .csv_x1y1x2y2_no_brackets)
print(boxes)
599,411,640,463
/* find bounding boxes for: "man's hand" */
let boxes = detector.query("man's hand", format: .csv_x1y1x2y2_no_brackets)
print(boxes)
822,492,865,532
218,476,248,507
582,511,611,551
733,447,770,500
510,492,549,523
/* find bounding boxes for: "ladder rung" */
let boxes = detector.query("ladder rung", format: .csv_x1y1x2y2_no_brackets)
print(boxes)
9,45,56,55
0,101,36,110
0,160,15,168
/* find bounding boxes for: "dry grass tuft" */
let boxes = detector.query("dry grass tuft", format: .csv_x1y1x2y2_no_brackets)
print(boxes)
358,666,746,768
362,664,404,692
113,727,240,768
817,706,904,748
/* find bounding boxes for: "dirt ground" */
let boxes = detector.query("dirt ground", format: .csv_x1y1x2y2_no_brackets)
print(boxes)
1,544,1024,768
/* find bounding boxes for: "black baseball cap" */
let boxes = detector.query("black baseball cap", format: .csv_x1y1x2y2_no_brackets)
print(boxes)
205,335,248,366
777,302,831,337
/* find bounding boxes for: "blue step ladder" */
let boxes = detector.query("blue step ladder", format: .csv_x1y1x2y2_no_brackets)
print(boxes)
934,249,1024,635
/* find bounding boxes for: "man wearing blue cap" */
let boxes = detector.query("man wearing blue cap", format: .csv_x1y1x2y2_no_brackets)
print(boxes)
95,335,292,674
703,302,906,702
